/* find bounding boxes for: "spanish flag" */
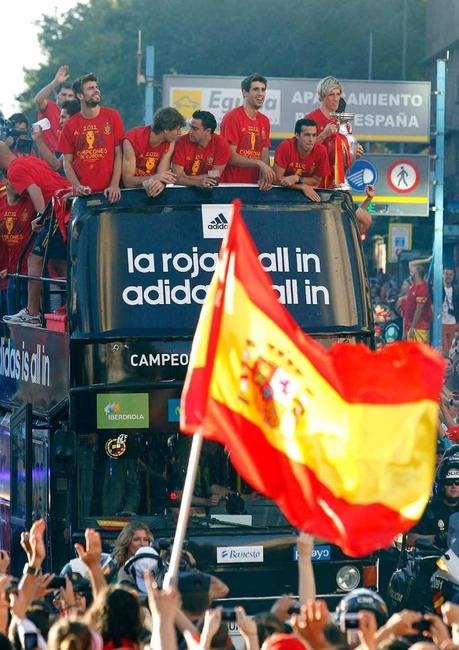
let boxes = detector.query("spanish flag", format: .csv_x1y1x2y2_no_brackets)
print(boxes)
180,201,444,556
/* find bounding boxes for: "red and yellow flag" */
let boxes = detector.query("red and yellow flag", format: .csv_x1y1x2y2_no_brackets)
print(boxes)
180,200,444,556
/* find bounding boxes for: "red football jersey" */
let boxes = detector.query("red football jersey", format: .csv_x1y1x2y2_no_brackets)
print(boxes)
173,133,231,175
274,138,330,185
37,100,61,153
220,106,271,183
0,192,35,274
58,107,125,192
124,126,171,176
7,156,70,205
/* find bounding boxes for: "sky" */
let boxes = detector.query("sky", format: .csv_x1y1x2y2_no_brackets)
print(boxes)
1,0,88,118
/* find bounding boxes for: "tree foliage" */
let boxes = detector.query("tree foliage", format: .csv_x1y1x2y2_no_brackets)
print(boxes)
19,0,427,128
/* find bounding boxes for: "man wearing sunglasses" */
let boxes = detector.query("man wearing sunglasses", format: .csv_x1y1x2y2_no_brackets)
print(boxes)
407,466,459,549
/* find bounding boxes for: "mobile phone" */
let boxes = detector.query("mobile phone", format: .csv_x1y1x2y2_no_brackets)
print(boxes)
23,632,38,650
342,613,359,630
5,578,18,596
221,608,237,622
48,576,66,590
413,618,431,632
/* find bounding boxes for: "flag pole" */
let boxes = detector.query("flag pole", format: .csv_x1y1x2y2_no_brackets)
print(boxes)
163,429,203,588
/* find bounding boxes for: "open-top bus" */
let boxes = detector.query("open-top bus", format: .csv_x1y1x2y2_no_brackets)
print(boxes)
0,185,377,604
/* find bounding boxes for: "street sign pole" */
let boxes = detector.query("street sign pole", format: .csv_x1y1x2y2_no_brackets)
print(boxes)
432,58,446,351
144,45,155,126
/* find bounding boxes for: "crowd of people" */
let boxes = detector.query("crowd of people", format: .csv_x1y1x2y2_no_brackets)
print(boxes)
3,517,459,650
0,68,373,325
371,262,459,351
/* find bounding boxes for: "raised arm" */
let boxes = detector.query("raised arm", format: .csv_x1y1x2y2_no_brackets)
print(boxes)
34,65,70,111
297,532,316,603
32,131,62,172
74,528,106,595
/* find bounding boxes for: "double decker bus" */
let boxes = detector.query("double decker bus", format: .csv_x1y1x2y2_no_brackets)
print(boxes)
0,185,377,604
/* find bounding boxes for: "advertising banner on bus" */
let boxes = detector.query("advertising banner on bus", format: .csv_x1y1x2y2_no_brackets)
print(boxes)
69,188,369,339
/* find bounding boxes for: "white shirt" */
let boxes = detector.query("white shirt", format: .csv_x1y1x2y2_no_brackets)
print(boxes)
443,285,456,325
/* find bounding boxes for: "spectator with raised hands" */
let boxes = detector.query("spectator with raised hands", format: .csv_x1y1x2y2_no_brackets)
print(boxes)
197,607,223,650
74,528,106,595
9,519,53,650
373,609,423,646
236,606,260,650
53,574,89,618
292,600,331,650
143,569,179,650
356,610,378,650
297,533,316,604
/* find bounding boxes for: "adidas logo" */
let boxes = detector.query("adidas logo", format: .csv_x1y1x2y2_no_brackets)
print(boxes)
208,213,228,229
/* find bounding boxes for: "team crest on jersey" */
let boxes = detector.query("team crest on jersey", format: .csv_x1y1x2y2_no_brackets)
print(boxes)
21,210,30,222
104,122,112,135
207,156,214,165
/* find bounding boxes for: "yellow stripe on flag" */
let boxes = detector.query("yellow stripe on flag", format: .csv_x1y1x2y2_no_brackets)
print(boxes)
208,275,436,519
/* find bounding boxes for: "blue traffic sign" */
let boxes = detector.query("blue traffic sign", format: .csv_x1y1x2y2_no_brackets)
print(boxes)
347,159,378,191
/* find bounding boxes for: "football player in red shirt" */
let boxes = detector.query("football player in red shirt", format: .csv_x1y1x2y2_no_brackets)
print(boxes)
273,118,330,202
122,107,184,197
34,65,75,153
173,111,231,187
32,99,81,173
0,143,71,325
0,185,35,315
305,76,364,187
58,73,124,203
220,73,276,190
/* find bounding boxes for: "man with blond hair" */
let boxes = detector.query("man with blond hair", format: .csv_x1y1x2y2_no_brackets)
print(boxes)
306,76,363,187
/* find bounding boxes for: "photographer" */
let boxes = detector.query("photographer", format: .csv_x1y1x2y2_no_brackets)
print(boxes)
1,114,33,157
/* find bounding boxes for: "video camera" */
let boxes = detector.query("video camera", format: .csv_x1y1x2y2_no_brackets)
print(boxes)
0,116,33,155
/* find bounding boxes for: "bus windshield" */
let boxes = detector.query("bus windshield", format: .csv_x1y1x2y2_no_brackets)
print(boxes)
77,431,289,530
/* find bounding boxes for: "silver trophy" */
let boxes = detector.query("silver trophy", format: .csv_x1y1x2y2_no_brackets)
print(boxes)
329,101,358,190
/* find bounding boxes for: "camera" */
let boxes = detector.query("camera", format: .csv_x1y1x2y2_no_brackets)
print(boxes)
48,576,66,590
344,613,360,629
0,117,33,156
5,578,19,596
23,632,38,650
287,604,301,615
221,608,237,622
337,612,360,631
413,618,431,632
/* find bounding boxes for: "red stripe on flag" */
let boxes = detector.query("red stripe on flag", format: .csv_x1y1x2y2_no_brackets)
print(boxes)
202,397,416,557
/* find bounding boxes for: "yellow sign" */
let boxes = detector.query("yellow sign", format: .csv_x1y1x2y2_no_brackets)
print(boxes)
171,89,202,120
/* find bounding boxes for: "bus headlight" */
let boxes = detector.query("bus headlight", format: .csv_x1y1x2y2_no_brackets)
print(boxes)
336,565,360,591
